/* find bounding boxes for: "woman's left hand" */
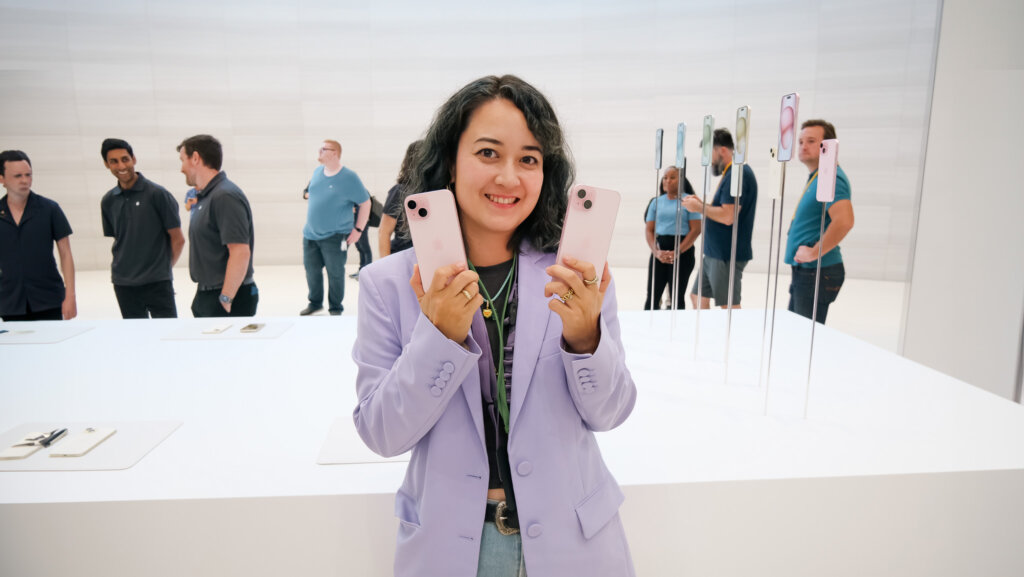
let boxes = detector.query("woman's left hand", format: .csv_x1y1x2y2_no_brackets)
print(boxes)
545,257,611,355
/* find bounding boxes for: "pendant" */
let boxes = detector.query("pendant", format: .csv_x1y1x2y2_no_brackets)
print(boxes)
483,307,493,319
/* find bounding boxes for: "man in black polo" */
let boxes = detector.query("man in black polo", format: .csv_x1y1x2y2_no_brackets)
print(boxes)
0,150,78,321
100,138,185,318
176,134,258,317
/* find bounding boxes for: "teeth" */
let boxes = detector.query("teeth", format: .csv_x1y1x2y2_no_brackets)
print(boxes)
486,195,517,205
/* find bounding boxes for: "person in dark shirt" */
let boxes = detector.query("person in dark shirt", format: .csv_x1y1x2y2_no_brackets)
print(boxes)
378,140,422,258
0,150,77,321
100,138,185,318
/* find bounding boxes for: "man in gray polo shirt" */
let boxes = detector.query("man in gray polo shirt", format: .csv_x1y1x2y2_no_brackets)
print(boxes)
177,134,258,317
100,138,184,318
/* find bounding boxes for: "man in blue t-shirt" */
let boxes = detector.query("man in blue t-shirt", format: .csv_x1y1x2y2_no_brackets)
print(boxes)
784,119,854,324
300,140,370,316
682,128,758,308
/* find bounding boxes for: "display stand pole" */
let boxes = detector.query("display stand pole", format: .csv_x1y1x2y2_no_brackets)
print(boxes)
762,162,786,415
802,204,827,419
649,128,663,326
724,166,743,381
694,162,711,358
670,123,686,334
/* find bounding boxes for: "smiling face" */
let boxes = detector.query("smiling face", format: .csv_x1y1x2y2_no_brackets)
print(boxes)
452,98,544,251
105,148,138,189
179,148,198,188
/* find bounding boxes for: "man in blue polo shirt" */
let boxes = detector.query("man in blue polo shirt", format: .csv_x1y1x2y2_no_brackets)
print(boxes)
785,119,855,323
0,150,77,321
100,138,185,318
299,139,370,316
682,128,758,308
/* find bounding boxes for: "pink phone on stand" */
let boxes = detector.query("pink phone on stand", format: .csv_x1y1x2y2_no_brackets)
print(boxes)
555,185,621,284
816,139,839,203
405,189,467,292
777,93,800,162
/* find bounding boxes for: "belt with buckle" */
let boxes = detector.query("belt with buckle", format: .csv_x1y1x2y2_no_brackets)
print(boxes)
485,500,519,536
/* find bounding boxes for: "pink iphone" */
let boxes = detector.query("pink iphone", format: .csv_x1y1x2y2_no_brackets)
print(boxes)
405,189,467,292
816,139,839,203
777,92,800,162
555,185,621,284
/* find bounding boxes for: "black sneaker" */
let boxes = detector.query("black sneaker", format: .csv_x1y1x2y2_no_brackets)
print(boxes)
349,272,359,281
299,304,323,316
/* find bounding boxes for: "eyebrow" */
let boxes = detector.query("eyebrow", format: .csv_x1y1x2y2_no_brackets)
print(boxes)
474,137,542,154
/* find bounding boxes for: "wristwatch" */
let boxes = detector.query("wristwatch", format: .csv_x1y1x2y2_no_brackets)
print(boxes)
354,226,363,233
219,294,233,305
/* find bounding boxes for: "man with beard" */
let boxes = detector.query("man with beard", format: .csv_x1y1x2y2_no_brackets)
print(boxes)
682,128,758,308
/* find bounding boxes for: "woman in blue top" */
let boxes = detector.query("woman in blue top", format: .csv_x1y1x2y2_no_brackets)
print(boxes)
643,165,702,309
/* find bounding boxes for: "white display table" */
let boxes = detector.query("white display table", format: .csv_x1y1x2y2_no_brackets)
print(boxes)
1,311,1022,576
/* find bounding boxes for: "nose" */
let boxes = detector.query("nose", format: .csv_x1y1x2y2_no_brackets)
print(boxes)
494,160,520,187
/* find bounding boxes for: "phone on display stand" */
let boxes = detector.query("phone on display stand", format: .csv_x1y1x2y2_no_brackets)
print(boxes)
555,185,621,284
734,106,751,165
701,115,714,167
655,128,664,170
405,189,467,292
777,92,799,162
817,139,839,203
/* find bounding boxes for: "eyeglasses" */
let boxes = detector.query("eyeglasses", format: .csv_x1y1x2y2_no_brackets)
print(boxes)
319,147,338,153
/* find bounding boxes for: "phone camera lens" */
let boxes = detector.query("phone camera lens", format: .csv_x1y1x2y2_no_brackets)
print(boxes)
407,200,417,210
418,208,428,218
583,200,593,210
577,189,587,199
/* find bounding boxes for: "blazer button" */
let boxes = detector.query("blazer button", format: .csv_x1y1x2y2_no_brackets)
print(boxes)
526,524,543,538
516,461,532,476
443,362,455,373
430,385,443,397
576,368,591,378
435,377,446,388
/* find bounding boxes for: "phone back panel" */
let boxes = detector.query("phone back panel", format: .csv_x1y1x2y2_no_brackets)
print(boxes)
734,106,751,164
405,189,466,292
816,139,839,203
555,185,621,283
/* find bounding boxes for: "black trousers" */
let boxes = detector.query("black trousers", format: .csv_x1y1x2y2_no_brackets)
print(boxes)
191,283,259,318
355,230,372,269
644,236,696,310
788,263,845,324
113,280,177,319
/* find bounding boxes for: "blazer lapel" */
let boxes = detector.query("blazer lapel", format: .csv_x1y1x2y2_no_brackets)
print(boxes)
508,244,559,434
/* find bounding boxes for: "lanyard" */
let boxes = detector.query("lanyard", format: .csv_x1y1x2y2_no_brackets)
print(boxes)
468,254,517,433
792,170,819,222
714,162,734,197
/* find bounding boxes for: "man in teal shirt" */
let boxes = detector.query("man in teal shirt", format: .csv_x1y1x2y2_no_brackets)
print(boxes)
785,119,855,323
300,140,370,316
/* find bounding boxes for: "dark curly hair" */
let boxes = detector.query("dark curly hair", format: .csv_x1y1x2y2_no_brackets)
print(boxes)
401,74,574,253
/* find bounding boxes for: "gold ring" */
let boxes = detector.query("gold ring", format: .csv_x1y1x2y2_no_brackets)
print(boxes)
583,276,599,286
562,288,575,302
461,289,473,301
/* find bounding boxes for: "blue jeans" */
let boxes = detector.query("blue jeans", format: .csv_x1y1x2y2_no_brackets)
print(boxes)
303,233,348,313
477,519,527,577
788,262,845,324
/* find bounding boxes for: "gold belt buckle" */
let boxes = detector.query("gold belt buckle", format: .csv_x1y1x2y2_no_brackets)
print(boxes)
494,501,519,536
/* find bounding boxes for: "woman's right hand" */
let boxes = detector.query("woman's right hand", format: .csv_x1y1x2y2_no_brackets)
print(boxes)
655,249,675,264
411,263,483,344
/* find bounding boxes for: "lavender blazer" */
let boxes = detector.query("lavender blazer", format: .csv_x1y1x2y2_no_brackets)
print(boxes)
353,242,637,577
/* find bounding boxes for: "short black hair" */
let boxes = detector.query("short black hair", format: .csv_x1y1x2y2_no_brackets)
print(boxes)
101,138,134,161
176,134,223,171
801,119,837,141
403,74,574,253
713,128,734,150
0,150,31,177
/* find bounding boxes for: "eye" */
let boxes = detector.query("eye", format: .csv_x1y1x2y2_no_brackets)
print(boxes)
521,154,540,166
476,148,498,159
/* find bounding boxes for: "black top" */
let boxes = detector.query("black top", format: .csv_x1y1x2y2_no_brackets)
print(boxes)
101,172,181,286
0,192,73,315
188,172,255,289
382,184,413,254
705,163,758,262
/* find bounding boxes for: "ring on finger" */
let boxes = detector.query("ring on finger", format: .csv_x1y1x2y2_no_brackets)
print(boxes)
461,289,473,301
583,276,599,286
562,288,575,302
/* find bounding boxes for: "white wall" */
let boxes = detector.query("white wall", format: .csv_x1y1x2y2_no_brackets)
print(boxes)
0,0,938,282
902,0,1024,400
